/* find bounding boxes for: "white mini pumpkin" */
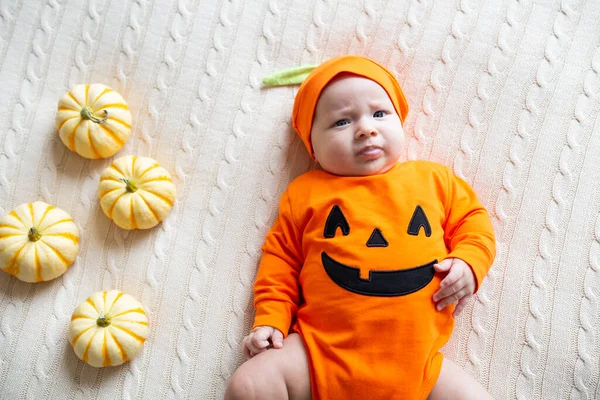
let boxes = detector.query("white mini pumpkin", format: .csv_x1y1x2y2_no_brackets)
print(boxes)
69,290,149,367
98,155,176,230
56,84,132,159
0,202,79,282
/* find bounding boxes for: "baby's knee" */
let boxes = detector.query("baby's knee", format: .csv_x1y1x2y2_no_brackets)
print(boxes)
225,368,257,400
225,361,287,400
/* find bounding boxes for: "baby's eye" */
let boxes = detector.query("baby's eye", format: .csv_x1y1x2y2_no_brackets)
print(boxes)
334,119,349,127
373,111,386,118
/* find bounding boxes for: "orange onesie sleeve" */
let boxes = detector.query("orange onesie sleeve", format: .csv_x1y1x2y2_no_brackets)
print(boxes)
442,168,496,292
252,189,302,336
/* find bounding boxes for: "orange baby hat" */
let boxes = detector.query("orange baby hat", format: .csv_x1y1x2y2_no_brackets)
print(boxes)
291,55,409,158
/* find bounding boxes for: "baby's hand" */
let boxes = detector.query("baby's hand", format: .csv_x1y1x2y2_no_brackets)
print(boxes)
242,326,284,360
432,258,476,317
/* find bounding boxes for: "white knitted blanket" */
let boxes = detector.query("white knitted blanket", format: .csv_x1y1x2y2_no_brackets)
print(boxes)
1,1,599,399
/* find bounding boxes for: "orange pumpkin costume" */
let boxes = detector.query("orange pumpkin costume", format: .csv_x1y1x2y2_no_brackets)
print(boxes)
253,56,496,399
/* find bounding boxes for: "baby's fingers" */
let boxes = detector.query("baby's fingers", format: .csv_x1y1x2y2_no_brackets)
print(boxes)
433,278,463,304
242,333,268,360
271,329,284,349
251,328,272,349
436,287,470,311
242,335,264,359
433,268,463,300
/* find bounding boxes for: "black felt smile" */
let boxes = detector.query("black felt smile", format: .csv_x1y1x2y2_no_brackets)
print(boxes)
322,252,437,297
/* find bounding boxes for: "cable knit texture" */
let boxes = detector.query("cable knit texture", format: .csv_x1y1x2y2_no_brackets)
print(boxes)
0,1,599,399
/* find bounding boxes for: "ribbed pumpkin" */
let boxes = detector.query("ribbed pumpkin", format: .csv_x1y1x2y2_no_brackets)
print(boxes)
69,290,149,367
98,155,176,230
0,202,79,282
56,83,132,159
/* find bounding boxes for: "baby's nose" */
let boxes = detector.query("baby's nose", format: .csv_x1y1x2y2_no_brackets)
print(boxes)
355,122,378,139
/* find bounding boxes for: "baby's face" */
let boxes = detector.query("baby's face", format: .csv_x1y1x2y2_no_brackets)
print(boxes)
310,75,405,176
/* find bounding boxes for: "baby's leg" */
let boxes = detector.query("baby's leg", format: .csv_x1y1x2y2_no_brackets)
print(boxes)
225,333,311,400
428,357,493,400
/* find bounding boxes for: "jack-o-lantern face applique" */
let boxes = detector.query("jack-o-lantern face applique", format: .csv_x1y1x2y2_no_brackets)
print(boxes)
321,205,437,297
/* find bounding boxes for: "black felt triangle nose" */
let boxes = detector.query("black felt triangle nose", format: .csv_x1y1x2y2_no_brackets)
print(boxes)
367,228,388,247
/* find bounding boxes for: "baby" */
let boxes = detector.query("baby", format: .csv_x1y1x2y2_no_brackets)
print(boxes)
225,56,496,399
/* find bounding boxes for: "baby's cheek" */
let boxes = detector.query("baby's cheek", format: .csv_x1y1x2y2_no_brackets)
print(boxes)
325,141,351,161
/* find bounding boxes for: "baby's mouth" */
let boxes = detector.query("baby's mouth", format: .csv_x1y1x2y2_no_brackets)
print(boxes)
357,145,383,158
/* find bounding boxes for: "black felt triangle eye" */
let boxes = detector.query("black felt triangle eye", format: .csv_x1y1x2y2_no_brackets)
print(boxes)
324,205,350,238
408,205,432,237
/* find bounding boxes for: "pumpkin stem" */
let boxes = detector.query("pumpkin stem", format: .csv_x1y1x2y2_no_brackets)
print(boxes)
28,227,42,242
96,314,111,328
80,107,108,124
120,178,138,193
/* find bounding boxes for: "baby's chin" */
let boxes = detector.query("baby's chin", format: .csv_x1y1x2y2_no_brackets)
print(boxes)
319,159,397,176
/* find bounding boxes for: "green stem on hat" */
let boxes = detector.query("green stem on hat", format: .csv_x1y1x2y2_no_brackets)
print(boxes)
96,314,111,328
28,227,42,242
261,64,318,87
80,107,108,124
120,178,138,193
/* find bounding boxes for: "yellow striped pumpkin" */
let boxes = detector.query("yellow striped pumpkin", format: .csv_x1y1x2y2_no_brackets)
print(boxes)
56,84,132,159
0,202,79,282
98,155,176,230
69,290,148,367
